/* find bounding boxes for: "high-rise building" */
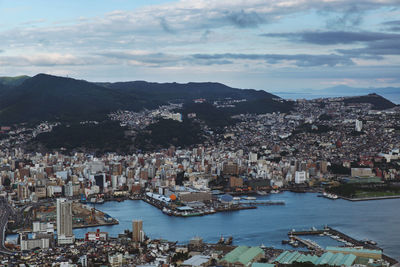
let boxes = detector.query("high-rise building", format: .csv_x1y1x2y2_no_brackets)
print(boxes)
132,220,144,243
56,198,75,245
355,119,363,132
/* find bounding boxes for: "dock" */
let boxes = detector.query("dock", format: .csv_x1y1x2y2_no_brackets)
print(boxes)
289,227,398,266
290,236,323,251
241,201,285,206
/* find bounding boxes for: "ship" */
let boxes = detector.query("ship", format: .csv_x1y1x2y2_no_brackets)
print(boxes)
243,196,257,200
256,191,268,195
322,192,338,200
225,236,233,245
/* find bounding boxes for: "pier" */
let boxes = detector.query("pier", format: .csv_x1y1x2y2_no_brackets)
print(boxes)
290,236,323,251
241,201,285,206
288,227,398,265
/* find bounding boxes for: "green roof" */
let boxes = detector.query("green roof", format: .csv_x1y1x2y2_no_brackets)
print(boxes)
274,251,356,266
326,246,382,255
251,263,275,267
222,246,264,266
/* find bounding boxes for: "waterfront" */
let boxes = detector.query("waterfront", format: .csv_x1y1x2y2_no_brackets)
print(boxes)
71,192,400,260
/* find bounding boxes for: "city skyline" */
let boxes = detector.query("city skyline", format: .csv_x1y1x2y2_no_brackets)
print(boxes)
1,0,400,92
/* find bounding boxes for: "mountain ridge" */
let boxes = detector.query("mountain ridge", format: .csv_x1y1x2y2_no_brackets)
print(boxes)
0,73,290,124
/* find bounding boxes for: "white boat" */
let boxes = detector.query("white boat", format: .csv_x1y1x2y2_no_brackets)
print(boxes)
233,197,241,201
270,190,280,194
243,196,257,200
257,191,268,195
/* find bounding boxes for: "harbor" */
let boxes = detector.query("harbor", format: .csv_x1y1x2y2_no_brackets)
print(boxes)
127,192,285,217
287,226,398,265
71,191,400,260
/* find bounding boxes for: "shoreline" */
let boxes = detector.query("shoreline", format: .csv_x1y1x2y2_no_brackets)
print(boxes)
339,195,400,201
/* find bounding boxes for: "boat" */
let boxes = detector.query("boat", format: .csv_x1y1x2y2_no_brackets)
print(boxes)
270,190,280,194
257,191,268,195
225,236,233,245
243,196,257,200
218,235,225,244
322,192,338,200
233,197,241,201
162,207,172,216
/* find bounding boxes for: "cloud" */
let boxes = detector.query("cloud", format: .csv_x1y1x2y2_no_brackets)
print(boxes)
95,50,355,67
262,31,400,45
191,53,354,67
0,53,100,67
226,10,267,28
337,39,400,56
159,17,176,34
2,0,400,51
324,5,364,29
382,20,400,31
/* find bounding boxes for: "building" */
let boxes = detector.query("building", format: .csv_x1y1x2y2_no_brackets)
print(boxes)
248,153,258,164
132,220,144,243
229,177,243,188
17,183,29,201
20,237,50,251
295,171,307,184
273,251,356,266
355,119,363,132
35,185,47,199
32,221,54,234
220,246,264,267
108,253,124,267
182,255,211,267
351,168,374,177
56,198,75,245
85,229,108,241
224,162,239,175
326,247,382,260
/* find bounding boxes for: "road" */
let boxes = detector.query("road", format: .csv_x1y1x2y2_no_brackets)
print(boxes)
0,197,15,255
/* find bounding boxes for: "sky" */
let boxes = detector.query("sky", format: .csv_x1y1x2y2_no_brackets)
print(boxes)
0,0,400,92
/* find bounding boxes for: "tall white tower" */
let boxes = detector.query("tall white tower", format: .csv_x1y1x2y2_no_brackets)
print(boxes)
57,198,75,245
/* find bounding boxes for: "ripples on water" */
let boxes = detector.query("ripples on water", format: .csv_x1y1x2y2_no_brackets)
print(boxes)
71,192,400,259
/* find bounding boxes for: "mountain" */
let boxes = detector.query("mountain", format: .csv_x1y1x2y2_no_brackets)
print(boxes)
0,75,30,87
275,85,400,104
343,93,397,110
98,81,277,102
321,85,400,96
0,74,151,124
0,74,292,124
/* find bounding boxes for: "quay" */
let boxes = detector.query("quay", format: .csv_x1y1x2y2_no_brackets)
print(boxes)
339,195,400,201
289,226,398,266
290,236,323,251
240,201,285,206
129,194,260,217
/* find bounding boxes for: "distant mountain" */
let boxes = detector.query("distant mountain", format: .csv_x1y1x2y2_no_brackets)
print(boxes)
0,75,30,87
0,74,292,124
275,85,400,104
343,93,397,110
321,85,400,96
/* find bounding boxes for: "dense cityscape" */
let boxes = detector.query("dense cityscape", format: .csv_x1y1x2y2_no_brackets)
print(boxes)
0,93,399,266
2,0,400,266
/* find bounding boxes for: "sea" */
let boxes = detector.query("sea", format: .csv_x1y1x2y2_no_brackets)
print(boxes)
67,192,400,259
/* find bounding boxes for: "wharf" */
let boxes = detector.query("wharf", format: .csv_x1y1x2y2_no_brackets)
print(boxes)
340,195,400,201
290,236,322,251
134,195,258,216
241,201,285,206
289,227,398,265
